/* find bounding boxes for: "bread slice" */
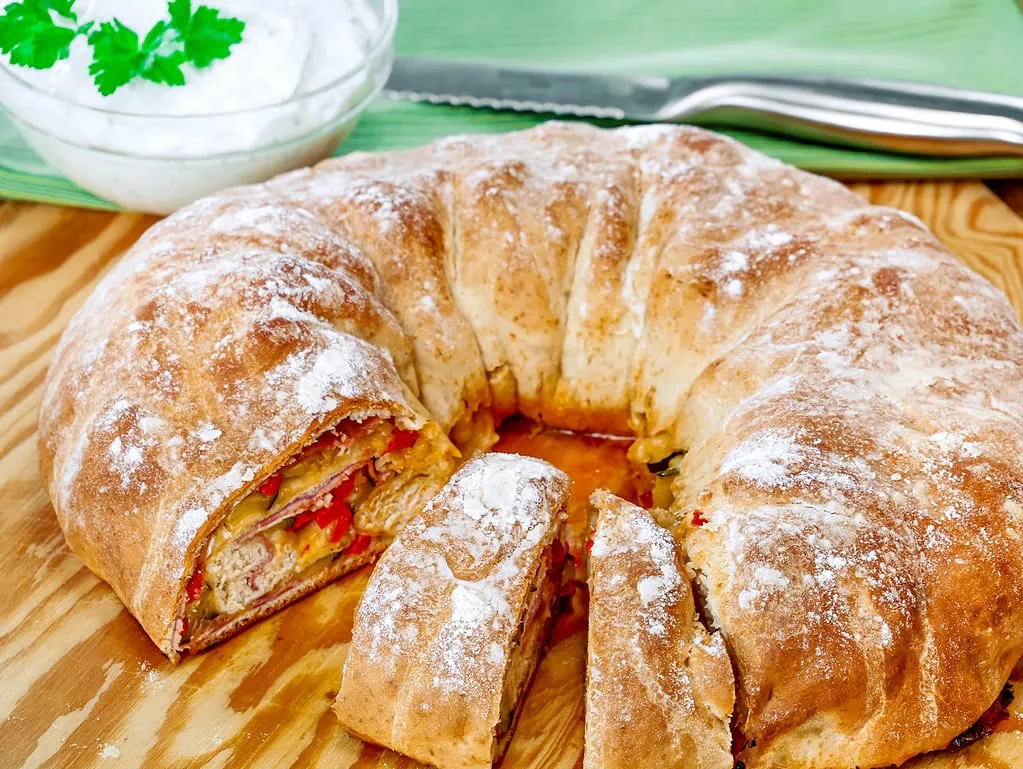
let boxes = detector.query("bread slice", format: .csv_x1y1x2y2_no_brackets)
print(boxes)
586,490,734,769
334,454,571,769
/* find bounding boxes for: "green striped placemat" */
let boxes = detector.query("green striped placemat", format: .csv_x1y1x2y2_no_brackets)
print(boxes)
2,0,1022,211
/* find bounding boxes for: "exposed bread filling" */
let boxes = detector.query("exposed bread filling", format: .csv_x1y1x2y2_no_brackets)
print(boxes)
494,537,567,756
647,450,686,511
179,417,443,646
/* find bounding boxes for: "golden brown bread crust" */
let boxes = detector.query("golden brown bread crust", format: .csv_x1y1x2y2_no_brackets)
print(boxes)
902,676,1023,769
586,491,734,769
333,454,570,769
266,165,495,442
908,736,1023,769
39,122,1023,766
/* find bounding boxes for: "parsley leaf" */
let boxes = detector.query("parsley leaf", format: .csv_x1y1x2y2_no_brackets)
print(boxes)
86,19,140,95
87,17,192,95
0,0,90,69
138,19,185,86
168,0,244,68
166,0,191,31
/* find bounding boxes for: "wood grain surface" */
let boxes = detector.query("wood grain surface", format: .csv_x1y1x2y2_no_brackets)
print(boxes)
1,180,1022,769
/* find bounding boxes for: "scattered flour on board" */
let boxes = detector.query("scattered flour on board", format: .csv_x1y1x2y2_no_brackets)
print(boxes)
100,745,120,759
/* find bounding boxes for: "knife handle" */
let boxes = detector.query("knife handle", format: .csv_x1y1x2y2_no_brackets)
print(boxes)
665,76,1023,157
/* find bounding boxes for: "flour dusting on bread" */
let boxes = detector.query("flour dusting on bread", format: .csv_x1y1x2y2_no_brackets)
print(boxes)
336,454,570,769
350,453,565,693
587,491,734,769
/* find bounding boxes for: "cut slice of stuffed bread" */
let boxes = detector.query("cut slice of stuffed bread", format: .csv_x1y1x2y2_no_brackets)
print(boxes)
586,490,734,769
333,454,571,769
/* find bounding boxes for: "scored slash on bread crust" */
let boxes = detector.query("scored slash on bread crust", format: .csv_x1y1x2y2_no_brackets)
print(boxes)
333,454,570,769
38,122,1023,767
586,491,734,769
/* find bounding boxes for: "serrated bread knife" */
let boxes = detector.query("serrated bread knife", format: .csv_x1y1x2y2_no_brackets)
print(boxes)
385,57,1023,158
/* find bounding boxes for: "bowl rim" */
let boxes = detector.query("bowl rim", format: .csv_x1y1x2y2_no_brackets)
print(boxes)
8,65,385,162
0,0,398,120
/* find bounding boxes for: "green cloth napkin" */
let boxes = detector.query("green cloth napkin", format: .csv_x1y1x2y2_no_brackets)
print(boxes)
2,0,1022,210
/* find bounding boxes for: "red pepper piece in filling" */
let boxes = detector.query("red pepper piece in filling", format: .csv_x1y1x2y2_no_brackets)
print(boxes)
328,504,353,543
185,568,204,603
258,473,283,498
314,503,335,531
346,533,371,554
639,490,654,508
586,538,594,556
290,510,317,531
692,509,709,527
289,474,358,533
386,429,419,453
315,495,353,541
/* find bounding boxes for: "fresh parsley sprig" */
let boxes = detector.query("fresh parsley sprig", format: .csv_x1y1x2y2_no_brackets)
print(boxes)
0,0,245,96
0,0,92,69
88,0,244,95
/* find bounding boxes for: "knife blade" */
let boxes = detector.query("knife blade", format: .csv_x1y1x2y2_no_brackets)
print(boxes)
386,57,670,120
384,57,1023,158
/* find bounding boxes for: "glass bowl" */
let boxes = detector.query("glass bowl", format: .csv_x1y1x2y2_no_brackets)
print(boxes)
0,0,397,214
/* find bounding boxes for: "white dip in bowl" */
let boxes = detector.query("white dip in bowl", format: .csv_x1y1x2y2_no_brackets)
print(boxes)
0,0,396,213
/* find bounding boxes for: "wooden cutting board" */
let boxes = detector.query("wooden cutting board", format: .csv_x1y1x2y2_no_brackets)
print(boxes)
2,181,1023,769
